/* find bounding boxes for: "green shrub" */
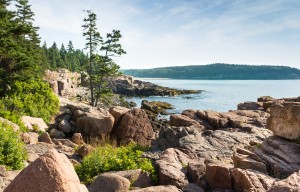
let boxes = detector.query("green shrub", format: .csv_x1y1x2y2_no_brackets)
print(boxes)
75,143,156,184
0,121,27,170
0,80,59,127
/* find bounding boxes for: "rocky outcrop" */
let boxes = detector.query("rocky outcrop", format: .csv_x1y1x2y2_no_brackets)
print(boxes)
170,114,203,129
237,96,300,112
4,149,88,192
238,102,264,111
108,75,200,97
231,168,276,191
206,163,233,189
44,69,80,98
156,148,200,189
21,116,48,132
178,109,269,131
253,136,300,178
267,103,300,140
88,173,130,192
113,108,154,146
268,171,300,192
141,100,174,115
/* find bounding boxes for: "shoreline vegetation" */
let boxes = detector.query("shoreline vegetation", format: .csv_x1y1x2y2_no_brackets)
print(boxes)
122,63,300,80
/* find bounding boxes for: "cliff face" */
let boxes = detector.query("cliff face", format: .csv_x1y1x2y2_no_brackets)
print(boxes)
44,69,81,98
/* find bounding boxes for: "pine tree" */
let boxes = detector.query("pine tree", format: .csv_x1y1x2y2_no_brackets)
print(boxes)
82,10,102,105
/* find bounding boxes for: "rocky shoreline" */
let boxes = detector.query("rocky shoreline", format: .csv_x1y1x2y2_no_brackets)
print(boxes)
107,76,201,97
1,70,299,191
1,95,300,191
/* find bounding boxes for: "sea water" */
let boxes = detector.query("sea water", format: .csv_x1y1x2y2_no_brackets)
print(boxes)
126,79,300,113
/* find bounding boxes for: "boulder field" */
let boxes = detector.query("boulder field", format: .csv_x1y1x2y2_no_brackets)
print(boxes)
1,96,300,191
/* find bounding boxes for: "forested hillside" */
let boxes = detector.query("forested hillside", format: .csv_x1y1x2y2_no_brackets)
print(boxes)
122,64,300,80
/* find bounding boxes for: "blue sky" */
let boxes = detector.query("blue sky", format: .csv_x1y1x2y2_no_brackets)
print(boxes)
27,0,300,69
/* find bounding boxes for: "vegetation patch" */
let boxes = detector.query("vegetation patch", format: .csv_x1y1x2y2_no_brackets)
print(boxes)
0,80,59,128
0,121,27,170
75,143,156,184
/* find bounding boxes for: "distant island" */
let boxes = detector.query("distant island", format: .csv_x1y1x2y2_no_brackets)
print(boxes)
122,63,300,80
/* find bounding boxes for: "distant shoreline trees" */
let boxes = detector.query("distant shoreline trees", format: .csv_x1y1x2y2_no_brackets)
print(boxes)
122,63,300,80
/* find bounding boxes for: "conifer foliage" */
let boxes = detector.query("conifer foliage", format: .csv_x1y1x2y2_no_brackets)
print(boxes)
0,0,41,97
82,10,126,106
0,0,59,125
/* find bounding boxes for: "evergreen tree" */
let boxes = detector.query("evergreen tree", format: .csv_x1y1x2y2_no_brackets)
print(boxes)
60,43,67,69
82,10,102,105
67,40,74,53
0,0,41,97
93,30,126,106
40,41,50,69
48,42,63,69
15,0,39,43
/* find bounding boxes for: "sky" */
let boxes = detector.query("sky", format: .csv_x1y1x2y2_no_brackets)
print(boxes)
26,0,300,69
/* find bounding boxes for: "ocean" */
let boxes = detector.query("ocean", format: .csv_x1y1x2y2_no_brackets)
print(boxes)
126,79,300,113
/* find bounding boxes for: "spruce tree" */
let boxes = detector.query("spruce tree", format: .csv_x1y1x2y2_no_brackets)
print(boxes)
93,30,126,106
0,0,41,97
82,10,102,105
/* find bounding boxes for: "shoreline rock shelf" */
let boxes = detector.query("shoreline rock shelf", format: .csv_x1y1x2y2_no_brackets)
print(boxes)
108,76,201,97
1,96,300,191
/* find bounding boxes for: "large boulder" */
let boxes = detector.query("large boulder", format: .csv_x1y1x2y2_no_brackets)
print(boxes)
113,108,154,146
206,163,232,189
4,149,88,192
267,103,300,140
109,106,130,122
76,111,114,138
108,106,130,128
268,171,300,191
58,119,72,133
170,114,203,129
21,116,48,132
88,173,130,192
156,148,199,189
254,136,300,178
231,168,275,191
237,102,264,111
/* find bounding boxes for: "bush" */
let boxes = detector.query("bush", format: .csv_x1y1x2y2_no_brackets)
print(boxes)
0,80,59,127
75,143,156,184
0,121,27,170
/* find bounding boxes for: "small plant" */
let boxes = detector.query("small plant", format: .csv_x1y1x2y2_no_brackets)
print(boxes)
75,143,157,184
0,121,27,170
